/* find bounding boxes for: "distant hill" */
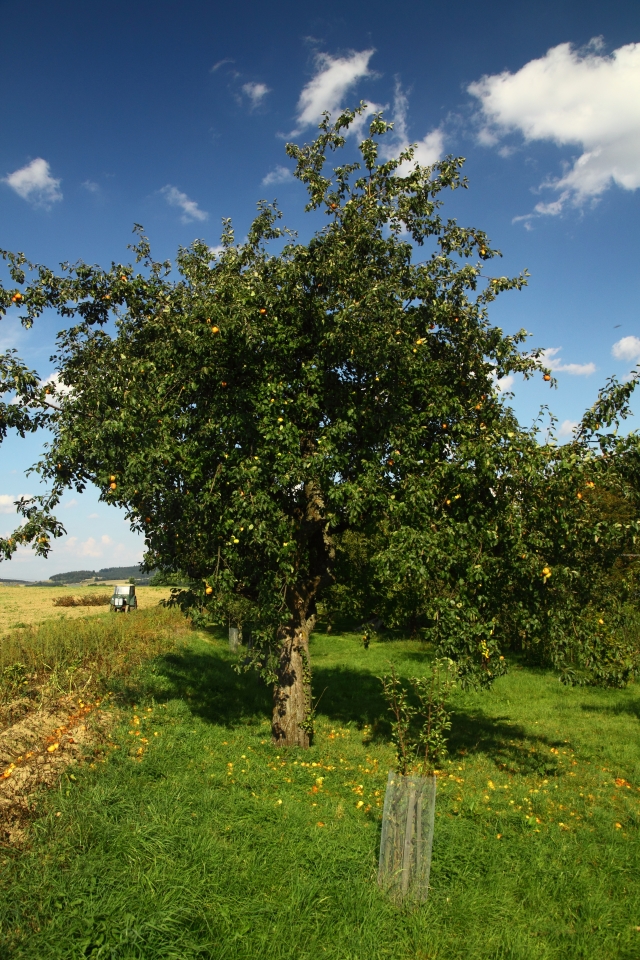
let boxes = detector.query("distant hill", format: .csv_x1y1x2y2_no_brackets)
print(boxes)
48,566,155,584
49,570,97,583
98,566,153,581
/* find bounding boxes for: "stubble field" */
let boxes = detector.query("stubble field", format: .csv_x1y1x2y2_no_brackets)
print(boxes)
0,585,171,634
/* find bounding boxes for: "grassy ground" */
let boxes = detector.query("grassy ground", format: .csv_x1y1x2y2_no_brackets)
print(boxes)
0,605,190,711
0,621,639,959
0,585,171,634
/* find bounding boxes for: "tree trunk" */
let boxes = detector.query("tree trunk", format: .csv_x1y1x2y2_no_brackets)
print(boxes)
271,477,329,748
272,621,312,748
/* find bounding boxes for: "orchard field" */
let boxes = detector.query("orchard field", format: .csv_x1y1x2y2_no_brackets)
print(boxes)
0,605,639,959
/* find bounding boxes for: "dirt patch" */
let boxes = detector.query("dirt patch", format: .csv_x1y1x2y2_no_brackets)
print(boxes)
0,696,115,845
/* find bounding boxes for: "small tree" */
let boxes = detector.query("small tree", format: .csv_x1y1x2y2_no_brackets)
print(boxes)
380,660,457,776
2,106,639,746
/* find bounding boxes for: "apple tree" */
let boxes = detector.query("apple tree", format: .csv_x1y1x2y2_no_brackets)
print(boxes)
1,106,639,747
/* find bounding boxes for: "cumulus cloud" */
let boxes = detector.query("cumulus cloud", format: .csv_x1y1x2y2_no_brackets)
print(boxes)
0,494,32,515
612,335,640,362
17,371,71,409
411,130,445,167
83,535,140,564
558,419,579,437
494,374,515,393
2,158,62,206
262,165,293,186
42,371,70,395
63,534,113,558
0,495,17,515
379,82,444,171
468,39,640,217
294,49,375,131
292,56,441,168
242,82,270,108
542,347,596,375
160,185,208,223
7,371,65,408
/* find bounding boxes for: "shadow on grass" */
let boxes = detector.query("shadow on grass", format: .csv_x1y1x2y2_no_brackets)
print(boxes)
580,700,640,720
127,645,565,775
315,663,564,775
447,710,563,776
119,648,272,727
315,618,410,644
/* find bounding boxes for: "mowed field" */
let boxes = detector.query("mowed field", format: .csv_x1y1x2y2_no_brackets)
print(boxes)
0,585,172,633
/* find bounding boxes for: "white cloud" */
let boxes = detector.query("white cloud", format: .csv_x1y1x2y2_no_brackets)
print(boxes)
0,543,33,565
542,347,596,375
262,165,293,186
379,83,444,173
558,419,579,437
0,316,26,355
63,534,113,558
63,499,77,510
612,335,640,362
469,40,640,217
42,371,71,396
16,371,71,409
211,58,234,73
0,494,33,515
242,82,270,108
494,374,514,393
412,130,445,167
160,185,208,223
2,158,62,206
82,180,100,194
87,513,99,519
294,49,375,130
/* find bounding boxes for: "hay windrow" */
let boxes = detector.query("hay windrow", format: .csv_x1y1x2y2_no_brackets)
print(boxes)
0,605,190,843
52,594,111,607
0,695,114,845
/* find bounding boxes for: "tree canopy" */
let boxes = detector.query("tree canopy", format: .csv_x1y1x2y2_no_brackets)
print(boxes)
2,106,639,746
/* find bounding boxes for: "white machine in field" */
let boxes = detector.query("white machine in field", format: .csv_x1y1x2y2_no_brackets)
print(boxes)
109,584,138,613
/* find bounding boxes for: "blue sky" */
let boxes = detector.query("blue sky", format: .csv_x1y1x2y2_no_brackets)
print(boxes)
2,0,640,578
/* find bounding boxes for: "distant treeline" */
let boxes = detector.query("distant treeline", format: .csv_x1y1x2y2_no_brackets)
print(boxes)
49,566,154,583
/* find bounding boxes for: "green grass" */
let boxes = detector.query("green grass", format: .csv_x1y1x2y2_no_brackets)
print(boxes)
1,624,639,959
0,607,190,705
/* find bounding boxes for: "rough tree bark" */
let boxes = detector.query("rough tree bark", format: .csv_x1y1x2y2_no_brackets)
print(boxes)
272,618,314,748
270,478,333,747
